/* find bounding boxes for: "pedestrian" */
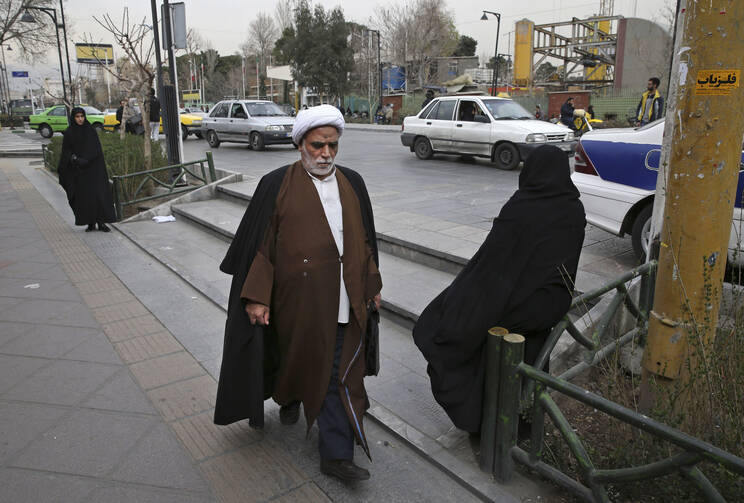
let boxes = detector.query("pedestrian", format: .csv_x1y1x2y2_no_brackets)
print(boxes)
636,77,663,126
115,99,127,127
534,104,544,120
421,89,435,110
148,87,161,141
412,145,586,434
586,105,595,120
560,96,575,129
214,104,383,482
384,103,394,124
57,107,117,232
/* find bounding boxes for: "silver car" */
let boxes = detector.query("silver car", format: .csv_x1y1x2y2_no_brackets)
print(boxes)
203,100,295,150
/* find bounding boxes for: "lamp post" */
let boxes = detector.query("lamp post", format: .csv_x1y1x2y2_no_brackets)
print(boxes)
481,10,501,96
0,45,11,113
21,7,68,117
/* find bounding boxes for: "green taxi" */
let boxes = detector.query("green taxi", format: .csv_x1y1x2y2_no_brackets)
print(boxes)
29,105,105,138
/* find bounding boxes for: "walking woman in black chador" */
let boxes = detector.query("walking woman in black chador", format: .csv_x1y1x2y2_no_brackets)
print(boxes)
413,145,586,433
58,107,116,232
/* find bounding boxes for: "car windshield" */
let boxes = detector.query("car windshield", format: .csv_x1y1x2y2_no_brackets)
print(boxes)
481,99,533,120
83,106,102,115
244,102,287,117
636,118,664,131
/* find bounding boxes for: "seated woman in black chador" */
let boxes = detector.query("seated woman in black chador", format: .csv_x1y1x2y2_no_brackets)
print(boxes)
58,107,116,232
413,145,586,433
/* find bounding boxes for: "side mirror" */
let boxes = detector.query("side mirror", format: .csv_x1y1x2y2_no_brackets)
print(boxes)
474,115,490,123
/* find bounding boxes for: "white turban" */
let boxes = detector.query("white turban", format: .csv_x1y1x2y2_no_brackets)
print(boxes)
291,104,345,145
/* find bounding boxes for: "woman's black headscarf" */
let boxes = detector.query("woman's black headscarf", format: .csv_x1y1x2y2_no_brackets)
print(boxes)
413,145,586,432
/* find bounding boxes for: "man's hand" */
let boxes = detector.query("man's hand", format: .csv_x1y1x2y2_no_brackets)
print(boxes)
245,302,270,325
369,294,381,311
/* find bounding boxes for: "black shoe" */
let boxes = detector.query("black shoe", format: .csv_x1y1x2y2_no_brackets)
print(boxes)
320,459,370,482
85,224,95,232
279,401,300,425
98,223,111,232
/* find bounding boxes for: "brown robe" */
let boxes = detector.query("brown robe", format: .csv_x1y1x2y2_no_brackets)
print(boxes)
241,161,382,452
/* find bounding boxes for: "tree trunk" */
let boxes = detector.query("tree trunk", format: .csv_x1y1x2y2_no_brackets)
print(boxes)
140,89,152,171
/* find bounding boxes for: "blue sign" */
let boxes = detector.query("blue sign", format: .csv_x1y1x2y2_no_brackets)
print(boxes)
11,71,28,78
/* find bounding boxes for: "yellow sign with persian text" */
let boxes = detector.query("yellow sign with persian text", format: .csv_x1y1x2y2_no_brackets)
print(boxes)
695,70,740,95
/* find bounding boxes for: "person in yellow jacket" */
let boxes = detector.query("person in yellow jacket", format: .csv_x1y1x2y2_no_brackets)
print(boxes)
636,77,664,126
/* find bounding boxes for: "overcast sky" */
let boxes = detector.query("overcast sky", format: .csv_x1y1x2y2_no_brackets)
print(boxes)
5,0,675,91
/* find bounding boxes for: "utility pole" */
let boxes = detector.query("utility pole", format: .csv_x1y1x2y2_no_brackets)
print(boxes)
640,1,744,412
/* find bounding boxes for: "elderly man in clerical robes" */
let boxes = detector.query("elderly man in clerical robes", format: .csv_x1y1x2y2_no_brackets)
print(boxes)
214,105,382,482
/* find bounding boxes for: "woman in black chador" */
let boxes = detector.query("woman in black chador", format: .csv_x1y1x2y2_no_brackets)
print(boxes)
58,107,116,232
413,145,586,433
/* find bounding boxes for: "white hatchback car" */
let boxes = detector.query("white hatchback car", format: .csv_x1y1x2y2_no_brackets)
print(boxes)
571,119,744,262
401,96,576,170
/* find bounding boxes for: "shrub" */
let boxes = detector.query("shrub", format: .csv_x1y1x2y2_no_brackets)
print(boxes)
1,114,25,128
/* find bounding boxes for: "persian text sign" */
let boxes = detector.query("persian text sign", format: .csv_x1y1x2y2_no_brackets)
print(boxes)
75,44,114,65
695,70,740,95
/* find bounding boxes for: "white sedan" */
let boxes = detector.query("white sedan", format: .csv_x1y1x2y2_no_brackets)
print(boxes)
571,119,744,262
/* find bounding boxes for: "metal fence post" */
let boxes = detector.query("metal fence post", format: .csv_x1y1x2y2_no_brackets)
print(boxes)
494,333,525,482
479,327,508,473
206,151,216,182
112,177,123,221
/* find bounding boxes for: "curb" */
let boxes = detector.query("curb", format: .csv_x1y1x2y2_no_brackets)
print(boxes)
344,124,401,134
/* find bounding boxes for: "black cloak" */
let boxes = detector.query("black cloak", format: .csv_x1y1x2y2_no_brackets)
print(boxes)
412,145,586,433
214,164,379,427
58,107,116,226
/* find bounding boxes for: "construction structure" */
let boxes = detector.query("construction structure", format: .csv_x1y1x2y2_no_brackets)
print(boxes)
513,6,671,91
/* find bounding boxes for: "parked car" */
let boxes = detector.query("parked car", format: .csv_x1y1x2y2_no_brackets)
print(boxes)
571,119,744,262
202,100,295,150
30,105,105,138
102,106,203,140
400,96,576,170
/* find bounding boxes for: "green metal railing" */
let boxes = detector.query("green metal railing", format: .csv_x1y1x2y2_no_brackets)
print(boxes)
41,143,54,170
479,260,744,502
111,151,216,220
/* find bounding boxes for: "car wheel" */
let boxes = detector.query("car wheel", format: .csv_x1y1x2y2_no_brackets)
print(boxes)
181,125,189,140
492,143,520,170
250,132,265,151
631,204,653,261
93,123,103,131
414,137,433,160
39,123,53,139
207,130,220,148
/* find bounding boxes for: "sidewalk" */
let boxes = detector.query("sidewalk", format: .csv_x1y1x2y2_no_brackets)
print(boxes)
0,159,492,502
0,130,43,157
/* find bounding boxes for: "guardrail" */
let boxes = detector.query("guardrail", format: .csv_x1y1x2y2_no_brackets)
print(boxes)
478,261,744,502
111,151,216,220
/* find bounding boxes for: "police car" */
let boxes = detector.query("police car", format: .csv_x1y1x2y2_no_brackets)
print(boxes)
571,119,744,262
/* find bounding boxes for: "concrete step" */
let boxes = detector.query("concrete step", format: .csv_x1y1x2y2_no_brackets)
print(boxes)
165,197,455,325
215,180,469,274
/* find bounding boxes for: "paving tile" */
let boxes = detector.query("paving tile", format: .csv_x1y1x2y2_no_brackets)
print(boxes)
0,468,98,503
80,288,137,309
129,351,206,390
111,423,211,491
3,359,121,406
0,277,80,301
0,320,33,347
92,300,151,325
61,332,123,364
11,409,155,477
114,331,183,364
0,260,69,280
102,314,166,343
87,484,215,503
0,323,99,359
199,443,308,503
82,367,157,415
0,354,50,394
272,482,332,503
171,411,263,461
0,298,99,328
146,375,217,422
0,401,68,463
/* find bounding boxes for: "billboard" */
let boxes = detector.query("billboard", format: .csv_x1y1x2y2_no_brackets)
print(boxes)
513,19,534,86
75,44,114,65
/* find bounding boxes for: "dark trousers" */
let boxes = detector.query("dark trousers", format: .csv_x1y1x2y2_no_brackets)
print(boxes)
317,324,354,461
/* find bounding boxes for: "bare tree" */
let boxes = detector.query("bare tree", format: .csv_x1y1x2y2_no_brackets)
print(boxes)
373,0,457,87
93,9,156,168
0,0,57,60
245,12,277,74
274,0,296,32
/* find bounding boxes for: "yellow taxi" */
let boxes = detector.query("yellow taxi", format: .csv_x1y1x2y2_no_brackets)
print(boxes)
103,107,203,139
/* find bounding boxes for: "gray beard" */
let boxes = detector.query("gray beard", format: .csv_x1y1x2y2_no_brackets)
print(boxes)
301,149,335,176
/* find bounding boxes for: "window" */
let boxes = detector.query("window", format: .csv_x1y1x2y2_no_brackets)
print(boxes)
481,99,533,120
244,102,287,117
230,103,246,119
433,100,456,121
84,106,102,115
210,102,228,118
49,107,66,116
420,101,437,118
448,60,458,76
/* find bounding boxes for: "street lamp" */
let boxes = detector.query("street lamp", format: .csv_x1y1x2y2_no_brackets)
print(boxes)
21,7,69,115
481,10,501,96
